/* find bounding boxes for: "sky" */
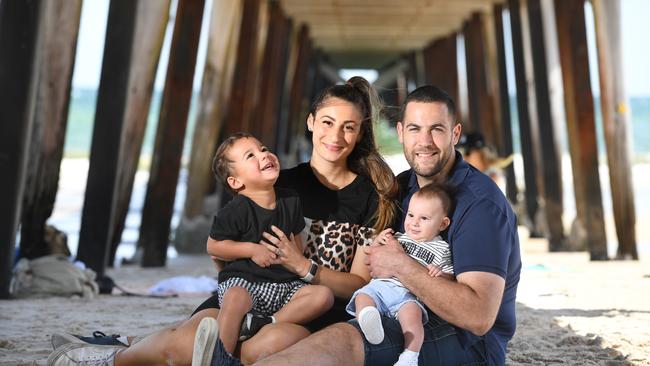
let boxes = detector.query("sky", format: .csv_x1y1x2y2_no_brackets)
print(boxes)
72,0,650,97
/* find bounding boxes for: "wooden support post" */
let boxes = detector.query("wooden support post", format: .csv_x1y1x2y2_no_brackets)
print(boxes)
592,0,637,259
404,52,419,92
463,14,498,145
258,1,292,150
224,0,262,137
508,0,543,237
77,0,138,277
527,0,567,250
424,34,460,124
20,0,82,260
281,25,312,159
554,0,608,260
0,0,42,299
178,0,242,254
493,4,518,206
107,0,170,265
138,0,205,267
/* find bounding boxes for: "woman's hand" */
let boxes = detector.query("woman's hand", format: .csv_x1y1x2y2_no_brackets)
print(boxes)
261,225,310,276
250,244,278,268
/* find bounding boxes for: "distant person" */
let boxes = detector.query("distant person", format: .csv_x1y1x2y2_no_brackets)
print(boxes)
346,183,455,366
460,132,513,186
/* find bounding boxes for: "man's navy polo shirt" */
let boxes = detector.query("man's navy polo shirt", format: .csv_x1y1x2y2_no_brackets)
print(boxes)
396,151,521,366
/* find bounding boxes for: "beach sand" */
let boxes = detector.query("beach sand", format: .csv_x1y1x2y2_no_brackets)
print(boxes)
1,235,649,365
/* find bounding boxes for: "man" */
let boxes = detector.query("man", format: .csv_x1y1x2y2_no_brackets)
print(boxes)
254,85,521,366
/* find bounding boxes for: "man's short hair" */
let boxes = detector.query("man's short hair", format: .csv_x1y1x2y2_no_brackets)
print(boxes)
400,85,457,123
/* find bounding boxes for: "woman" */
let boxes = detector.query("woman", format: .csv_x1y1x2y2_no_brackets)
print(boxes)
48,76,398,366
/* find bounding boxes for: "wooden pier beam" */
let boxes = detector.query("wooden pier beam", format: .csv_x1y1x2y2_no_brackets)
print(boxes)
139,0,205,267
77,0,138,277
508,0,544,237
0,0,42,298
20,0,82,260
258,1,293,150
223,0,262,138
463,13,498,146
280,25,312,162
554,0,608,260
177,0,242,253
527,0,567,250
493,4,518,206
423,34,460,126
592,0,637,259
107,0,170,265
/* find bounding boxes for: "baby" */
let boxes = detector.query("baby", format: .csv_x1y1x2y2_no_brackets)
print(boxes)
346,182,455,366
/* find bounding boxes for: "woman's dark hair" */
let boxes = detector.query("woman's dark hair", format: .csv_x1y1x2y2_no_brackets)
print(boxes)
212,132,254,195
309,76,398,232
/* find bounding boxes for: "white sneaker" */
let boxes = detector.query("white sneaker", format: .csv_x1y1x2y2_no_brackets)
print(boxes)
393,349,419,366
358,306,384,345
47,343,122,366
191,317,220,366
51,333,84,350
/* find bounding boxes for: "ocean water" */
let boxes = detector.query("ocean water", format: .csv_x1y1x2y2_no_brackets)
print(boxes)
64,88,198,160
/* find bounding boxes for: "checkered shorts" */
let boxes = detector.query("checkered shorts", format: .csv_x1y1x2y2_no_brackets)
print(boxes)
217,277,307,315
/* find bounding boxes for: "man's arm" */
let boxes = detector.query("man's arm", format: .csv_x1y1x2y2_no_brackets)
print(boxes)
366,238,504,336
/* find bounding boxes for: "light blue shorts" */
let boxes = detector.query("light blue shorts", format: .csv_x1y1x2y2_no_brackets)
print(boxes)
346,279,429,323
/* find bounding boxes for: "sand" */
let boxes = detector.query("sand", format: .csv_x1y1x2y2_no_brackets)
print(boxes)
1,236,649,366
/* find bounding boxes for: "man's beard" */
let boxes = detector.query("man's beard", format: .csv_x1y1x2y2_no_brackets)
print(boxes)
406,149,449,179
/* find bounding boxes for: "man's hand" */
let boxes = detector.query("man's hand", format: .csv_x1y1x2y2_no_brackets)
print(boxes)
364,232,409,279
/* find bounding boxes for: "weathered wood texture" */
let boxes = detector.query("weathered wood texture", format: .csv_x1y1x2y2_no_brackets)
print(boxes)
554,0,607,260
183,0,242,221
405,51,423,92
463,13,498,145
107,0,170,265
258,1,293,150
280,25,312,158
0,0,42,299
77,0,138,277
423,34,460,124
508,0,543,237
139,0,205,267
527,0,567,250
224,0,262,137
20,0,82,260
493,4,518,205
592,0,637,259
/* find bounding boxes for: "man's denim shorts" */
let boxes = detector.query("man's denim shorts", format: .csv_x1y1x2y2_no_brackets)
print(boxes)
348,311,488,366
